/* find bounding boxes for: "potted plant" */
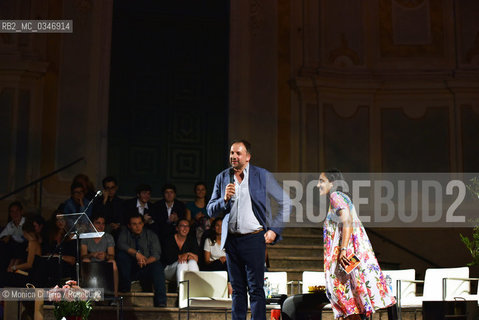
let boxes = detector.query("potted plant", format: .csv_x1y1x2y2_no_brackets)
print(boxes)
460,177,479,266
48,280,95,320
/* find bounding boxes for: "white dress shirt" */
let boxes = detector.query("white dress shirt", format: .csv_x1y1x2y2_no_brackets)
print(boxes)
228,163,262,234
0,217,26,243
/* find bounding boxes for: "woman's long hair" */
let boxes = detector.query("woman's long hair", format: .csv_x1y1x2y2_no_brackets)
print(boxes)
208,217,222,245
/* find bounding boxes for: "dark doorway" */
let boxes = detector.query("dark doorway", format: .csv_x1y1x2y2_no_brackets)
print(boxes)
108,1,229,198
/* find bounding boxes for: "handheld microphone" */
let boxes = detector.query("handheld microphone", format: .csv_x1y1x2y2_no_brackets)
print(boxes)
229,167,235,184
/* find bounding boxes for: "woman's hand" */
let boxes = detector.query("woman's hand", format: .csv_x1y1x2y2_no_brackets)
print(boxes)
178,253,189,263
338,250,350,269
187,252,198,262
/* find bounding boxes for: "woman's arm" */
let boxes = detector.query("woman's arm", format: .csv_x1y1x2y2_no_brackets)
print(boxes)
338,207,353,268
204,250,212,265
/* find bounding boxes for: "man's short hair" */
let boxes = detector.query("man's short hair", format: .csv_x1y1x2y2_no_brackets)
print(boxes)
161,183,176,194
8,201,23,211
135,184,152,195
231,139,252,154
102,176,118,188
91,213,106,222
128,213,144,224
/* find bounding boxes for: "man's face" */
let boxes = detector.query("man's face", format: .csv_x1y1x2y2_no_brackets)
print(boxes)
104,181,118,198
138,190,151,204
72,187,85,203
9,205,23,225
129,217,144,235
164,189,176,203
93,217,106,232
229,142,251,171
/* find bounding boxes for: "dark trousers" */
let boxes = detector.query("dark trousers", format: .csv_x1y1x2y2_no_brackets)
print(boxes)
225,231,266,320
116,250,166,306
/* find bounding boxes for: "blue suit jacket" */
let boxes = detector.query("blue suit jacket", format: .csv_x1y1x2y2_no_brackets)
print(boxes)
207,165,291,249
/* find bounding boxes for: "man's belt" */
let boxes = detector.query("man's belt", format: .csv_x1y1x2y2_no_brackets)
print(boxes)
229,228,264,237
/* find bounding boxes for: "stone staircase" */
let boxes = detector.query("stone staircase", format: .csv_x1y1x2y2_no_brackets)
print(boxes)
268,227,324,284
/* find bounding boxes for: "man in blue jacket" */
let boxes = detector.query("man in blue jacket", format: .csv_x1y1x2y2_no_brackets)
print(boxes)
207,139,291,320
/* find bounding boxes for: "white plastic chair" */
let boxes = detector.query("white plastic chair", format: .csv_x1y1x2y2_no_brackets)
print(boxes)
383,269,416,320
264,271,288,310
382,269,416,299
264,271,288,295
397,267,478,320
301,271,325,294
178,271,232,320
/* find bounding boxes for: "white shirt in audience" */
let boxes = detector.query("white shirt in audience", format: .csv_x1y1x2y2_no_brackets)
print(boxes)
204,238,226,261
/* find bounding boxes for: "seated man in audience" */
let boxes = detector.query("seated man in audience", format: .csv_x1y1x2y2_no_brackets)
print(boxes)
152,183,187,245
81,214,118,296
162,218,200,285
123,184,158,231
63,182,93,217
116,214,166,307
93,176,124,239
0,201,27,272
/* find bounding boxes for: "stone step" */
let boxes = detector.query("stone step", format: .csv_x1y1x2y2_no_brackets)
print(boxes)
42,305,281,320
281,227,322,236
277,234,323,245
268,267,324,282
42,304,422,320
269,255,323,269
120,292,178,307
268,244,323,257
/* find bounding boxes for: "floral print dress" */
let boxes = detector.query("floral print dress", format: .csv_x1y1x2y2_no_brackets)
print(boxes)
323,191,396,318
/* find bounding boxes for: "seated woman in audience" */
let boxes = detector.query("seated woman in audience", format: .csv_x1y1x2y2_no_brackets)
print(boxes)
31,214,46,245
81,214,118,296
73,173,96,200
63,182,93,217
187,182,212,245
186,182,208,221
1,220,41,287
162,218,200,284
43,210,77,280
202,217,227,271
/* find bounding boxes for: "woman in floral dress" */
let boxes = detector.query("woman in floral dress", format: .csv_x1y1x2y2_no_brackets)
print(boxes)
318,169,396,319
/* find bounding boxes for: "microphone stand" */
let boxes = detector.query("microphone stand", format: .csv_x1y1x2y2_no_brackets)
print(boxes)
48,191,102,284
